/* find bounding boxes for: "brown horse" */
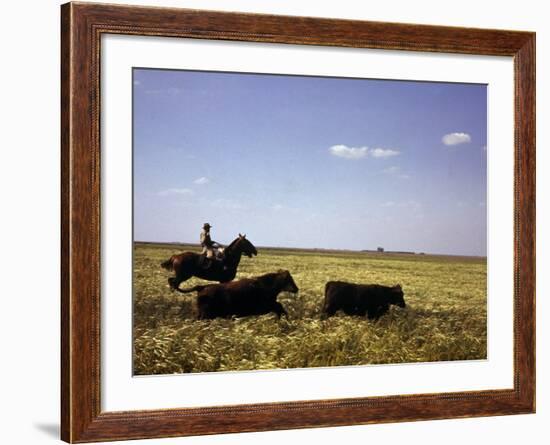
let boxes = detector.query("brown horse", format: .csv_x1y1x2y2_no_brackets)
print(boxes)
160,234,257,291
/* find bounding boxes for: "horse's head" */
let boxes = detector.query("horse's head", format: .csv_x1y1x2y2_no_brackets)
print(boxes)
235,233,257,258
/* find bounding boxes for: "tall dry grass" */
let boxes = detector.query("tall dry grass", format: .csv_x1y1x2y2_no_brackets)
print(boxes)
133,243,486,375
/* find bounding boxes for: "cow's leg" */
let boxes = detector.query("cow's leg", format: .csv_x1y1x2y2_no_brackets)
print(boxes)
322,302,337,318
273,302,287,318
367,307,379,320
368,304,388,320
358,306,369,317
197,305,214,320
197,295,218,320
379,304,390,317
369,304,388,320
343,306,358,316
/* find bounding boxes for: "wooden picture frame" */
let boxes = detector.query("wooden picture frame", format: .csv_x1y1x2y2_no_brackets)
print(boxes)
61,2,535,442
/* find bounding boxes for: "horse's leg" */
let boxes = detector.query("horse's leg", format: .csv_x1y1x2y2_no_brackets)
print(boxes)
167,258,181,290
168,275,191,291
171,272,193,291
167,256,191,291
168,277,178,290
168,263,192,291
168,273,188,290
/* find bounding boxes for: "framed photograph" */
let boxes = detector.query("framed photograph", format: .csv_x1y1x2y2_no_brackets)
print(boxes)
61,2,535,442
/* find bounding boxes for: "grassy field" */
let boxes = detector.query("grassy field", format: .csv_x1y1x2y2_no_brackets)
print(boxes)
133,242,487,375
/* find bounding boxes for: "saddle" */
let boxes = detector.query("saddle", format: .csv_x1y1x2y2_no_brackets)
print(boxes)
199,247,225,270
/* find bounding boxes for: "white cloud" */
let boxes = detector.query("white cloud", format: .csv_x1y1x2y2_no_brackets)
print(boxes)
442,132,472,146
157,188,194,196
370,148,400,158
272,204,284,211
329,144,368,159
329,145,399,160
193,177,210,185
381,201,395,207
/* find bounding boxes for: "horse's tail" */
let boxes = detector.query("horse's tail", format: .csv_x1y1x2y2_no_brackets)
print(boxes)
176,284,209,294
160,256,175,271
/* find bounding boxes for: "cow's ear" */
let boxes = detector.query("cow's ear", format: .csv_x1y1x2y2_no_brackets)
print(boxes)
238,233,242,237
243,234,247,238
395,284,402,290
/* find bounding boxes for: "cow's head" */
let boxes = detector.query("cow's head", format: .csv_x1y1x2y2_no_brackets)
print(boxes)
278,270,299,293
391,284,406,308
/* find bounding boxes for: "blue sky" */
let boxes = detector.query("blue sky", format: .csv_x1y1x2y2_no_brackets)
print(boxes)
133,68,487,256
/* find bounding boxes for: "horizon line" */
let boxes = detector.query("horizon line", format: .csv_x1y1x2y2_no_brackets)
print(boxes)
133,240,487,259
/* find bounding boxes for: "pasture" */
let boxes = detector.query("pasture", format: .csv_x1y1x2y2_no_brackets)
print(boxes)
133,242,487,375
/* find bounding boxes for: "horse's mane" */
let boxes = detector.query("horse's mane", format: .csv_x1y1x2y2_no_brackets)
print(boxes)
225,236,240,250
224,235,255,258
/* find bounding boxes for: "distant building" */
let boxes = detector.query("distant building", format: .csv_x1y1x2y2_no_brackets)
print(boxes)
377,247,384,253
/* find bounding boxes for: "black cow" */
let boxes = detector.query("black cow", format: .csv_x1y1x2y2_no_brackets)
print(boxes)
322,281,405,319
179,270,299,319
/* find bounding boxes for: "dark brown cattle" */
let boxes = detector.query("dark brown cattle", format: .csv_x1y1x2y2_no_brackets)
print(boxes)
322,281,405,319
179,270,299,319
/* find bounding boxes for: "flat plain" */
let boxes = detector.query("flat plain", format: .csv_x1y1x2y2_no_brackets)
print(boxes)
133,242,487,375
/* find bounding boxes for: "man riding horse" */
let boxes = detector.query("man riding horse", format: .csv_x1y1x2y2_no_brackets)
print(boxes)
161,232,257,289
200,223,224,268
